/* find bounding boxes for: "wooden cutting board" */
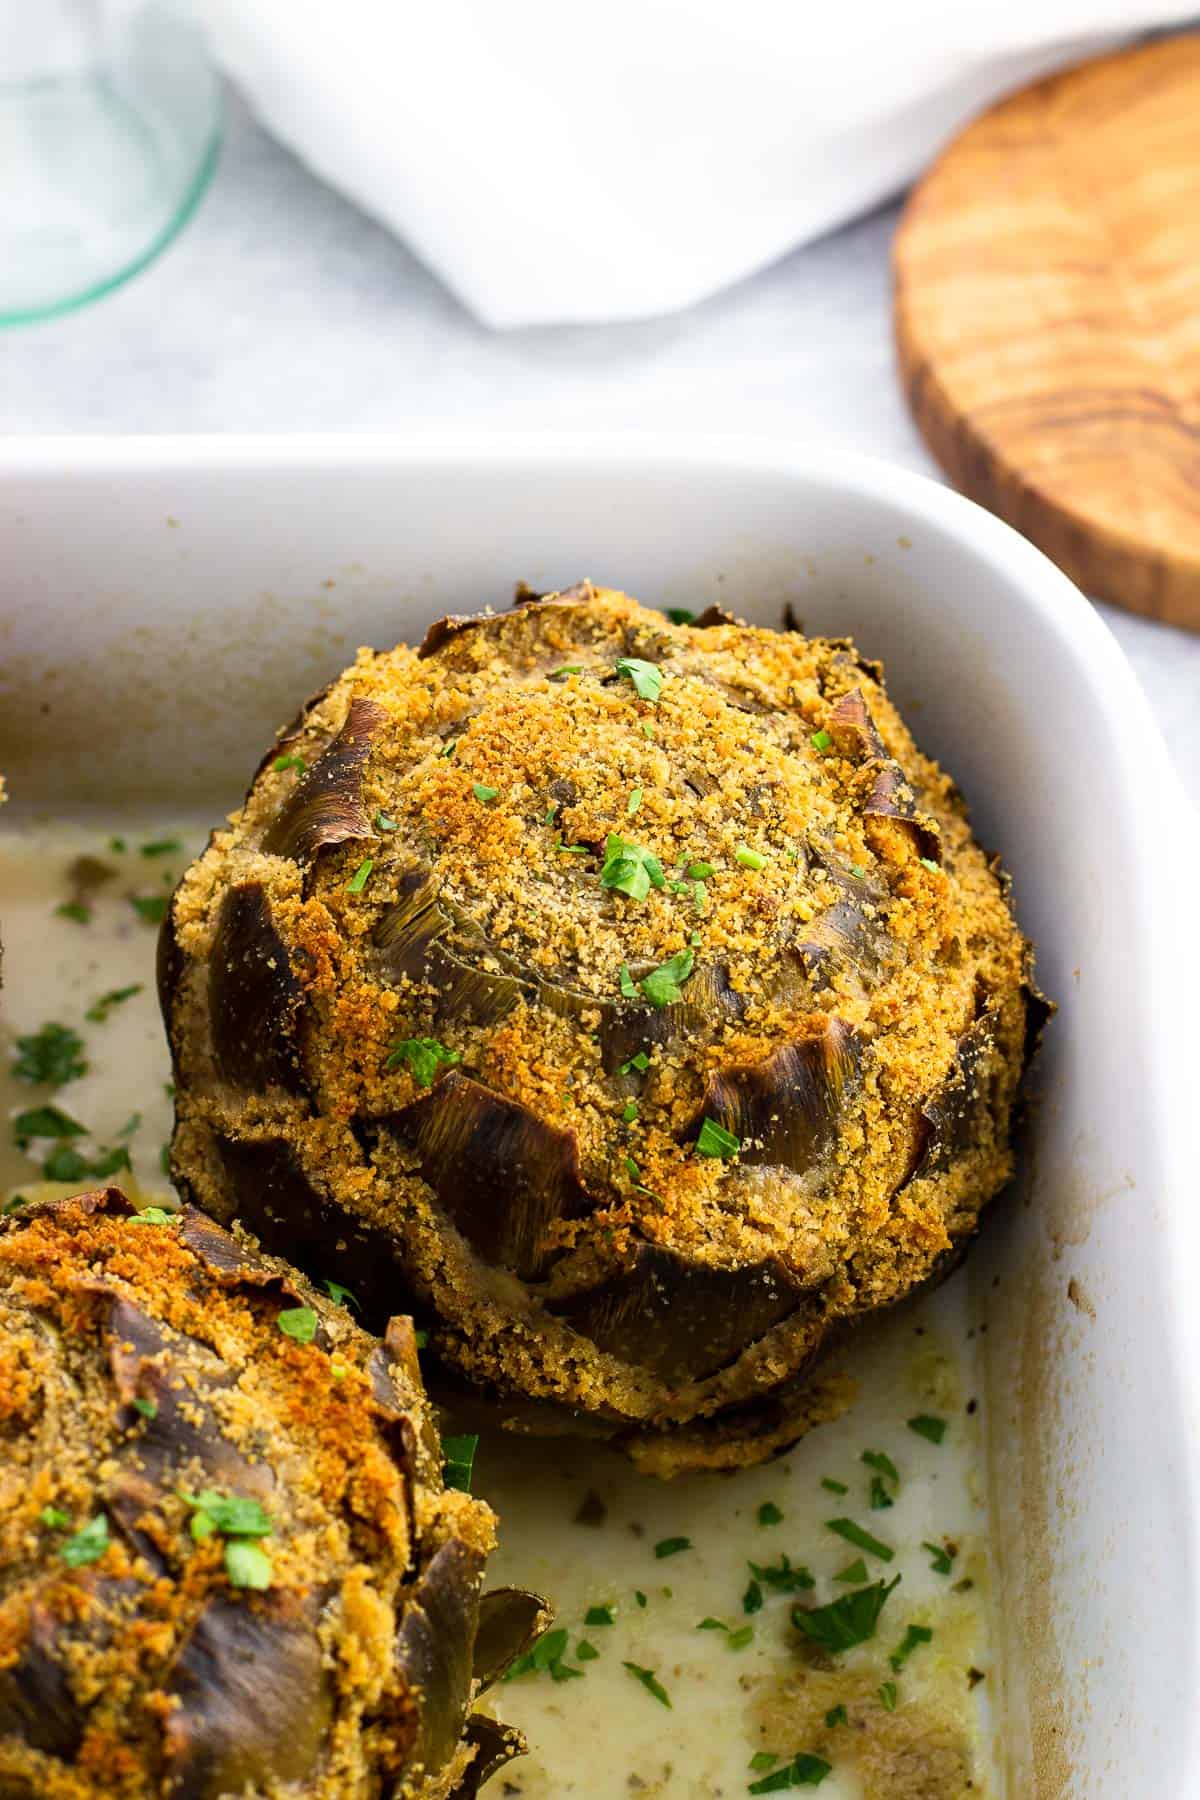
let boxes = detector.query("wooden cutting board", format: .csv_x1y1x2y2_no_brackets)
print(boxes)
894,33,1200,631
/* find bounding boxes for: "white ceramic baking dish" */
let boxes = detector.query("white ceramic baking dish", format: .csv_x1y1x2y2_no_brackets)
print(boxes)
1,435,1197,1797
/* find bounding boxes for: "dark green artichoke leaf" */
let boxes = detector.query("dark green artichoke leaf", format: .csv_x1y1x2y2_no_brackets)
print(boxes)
418,609,505,659
211,1135,419,1331
692,1019,859,1172
161,1591,332,1800
262,695,384,863
472,1588,554,1692
394,1537,485,1776
0,1594,87,1758
208,882,307,1094
551,1244,810,1383
904,1004,1005,1188
379,1072,594,1279
453,1715,528,1798
510,579,594,609
829,690,942,862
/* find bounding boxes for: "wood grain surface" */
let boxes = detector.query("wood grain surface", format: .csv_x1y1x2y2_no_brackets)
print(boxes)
894,33,1200,630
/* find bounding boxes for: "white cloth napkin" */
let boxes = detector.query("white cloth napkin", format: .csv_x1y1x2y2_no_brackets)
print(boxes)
202,2,1194,329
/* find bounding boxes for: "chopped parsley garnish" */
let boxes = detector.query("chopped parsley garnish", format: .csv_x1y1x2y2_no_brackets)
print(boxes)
43,1142,130,1183
748,1752,832,1792
551,665,584,678
472,783,499,805
13,1022,87,1085
85,983,143,1023
824,1705,848,1729
621,1100,639,1123
791,1577,901,1654
879,1681,898,1712
346,857,374,893
140,838,181,858
743,1579,763,1614
869,1476,894,1511
61,1514,109,1568
324,1280,359,1311
639,948,694,1008
584,1604,616,1627
109,836,127,853
40,1506,70,1530
130,894,168,925
224,1541,273,1589
277,1306,318,1344
686,860,715,879
825,1518,895,1562
727,1624,754,1650
182,1490,273,1540
698,1617,727,1631
750,1753,779,1773
385,1036,462,1085
1,1197,26,1215
132,1397,158,1419
159,1142,172,1174
600,834,666,903
56,902,91,924
735,846,767,871
850,864,866,879
413,1328,429,1348
919,857,940,873
665,607,695,624
133,1206,175,1224
834,1559,868,1584
577,1639,600,1661
908,1414,947,1444
923,1541,956,1576
441,740,457,758
272,753,307,773
862,1449,899,1484
622,1662,671,1708
620,1050,650,1074
758,1501,784,1526
635,1590,648,1608
375,812,398,831
442,1434,479,1492
821,1477,848,1495
544,803,558,824
749,1554,815,1594
696,1117,740,1159
619,963,639,1000
615,658,664,703
627,787,644,815
810,729,832,752
889,1623,933,1672
654,1536,691,1559
505,1626,572,1680
117,1113,142,1138
13,1104,86,1144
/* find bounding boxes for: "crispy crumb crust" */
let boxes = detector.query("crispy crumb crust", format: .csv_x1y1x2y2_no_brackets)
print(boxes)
0,1189,545,1799
161,584,1044,1474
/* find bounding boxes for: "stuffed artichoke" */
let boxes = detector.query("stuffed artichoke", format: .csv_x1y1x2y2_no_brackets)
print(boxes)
0,1188,546,1799
161,583,1045,1475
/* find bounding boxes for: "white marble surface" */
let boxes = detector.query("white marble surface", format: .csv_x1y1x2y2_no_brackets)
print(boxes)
4,92,1198,786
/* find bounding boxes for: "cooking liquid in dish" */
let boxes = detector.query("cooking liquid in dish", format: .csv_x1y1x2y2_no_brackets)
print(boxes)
0,818,1003,1800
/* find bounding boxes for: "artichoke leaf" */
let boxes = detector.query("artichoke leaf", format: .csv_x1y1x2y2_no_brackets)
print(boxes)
395,1537,485,1775
162,1592,332,1800
693,1019,859,1172
379,1073,593,1279
262,695,384,863
472,1588,554,1692
208,882,307,1095
552,1243,810,1383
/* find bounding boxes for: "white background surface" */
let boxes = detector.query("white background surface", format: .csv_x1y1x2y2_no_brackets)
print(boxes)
4,93,1198,786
